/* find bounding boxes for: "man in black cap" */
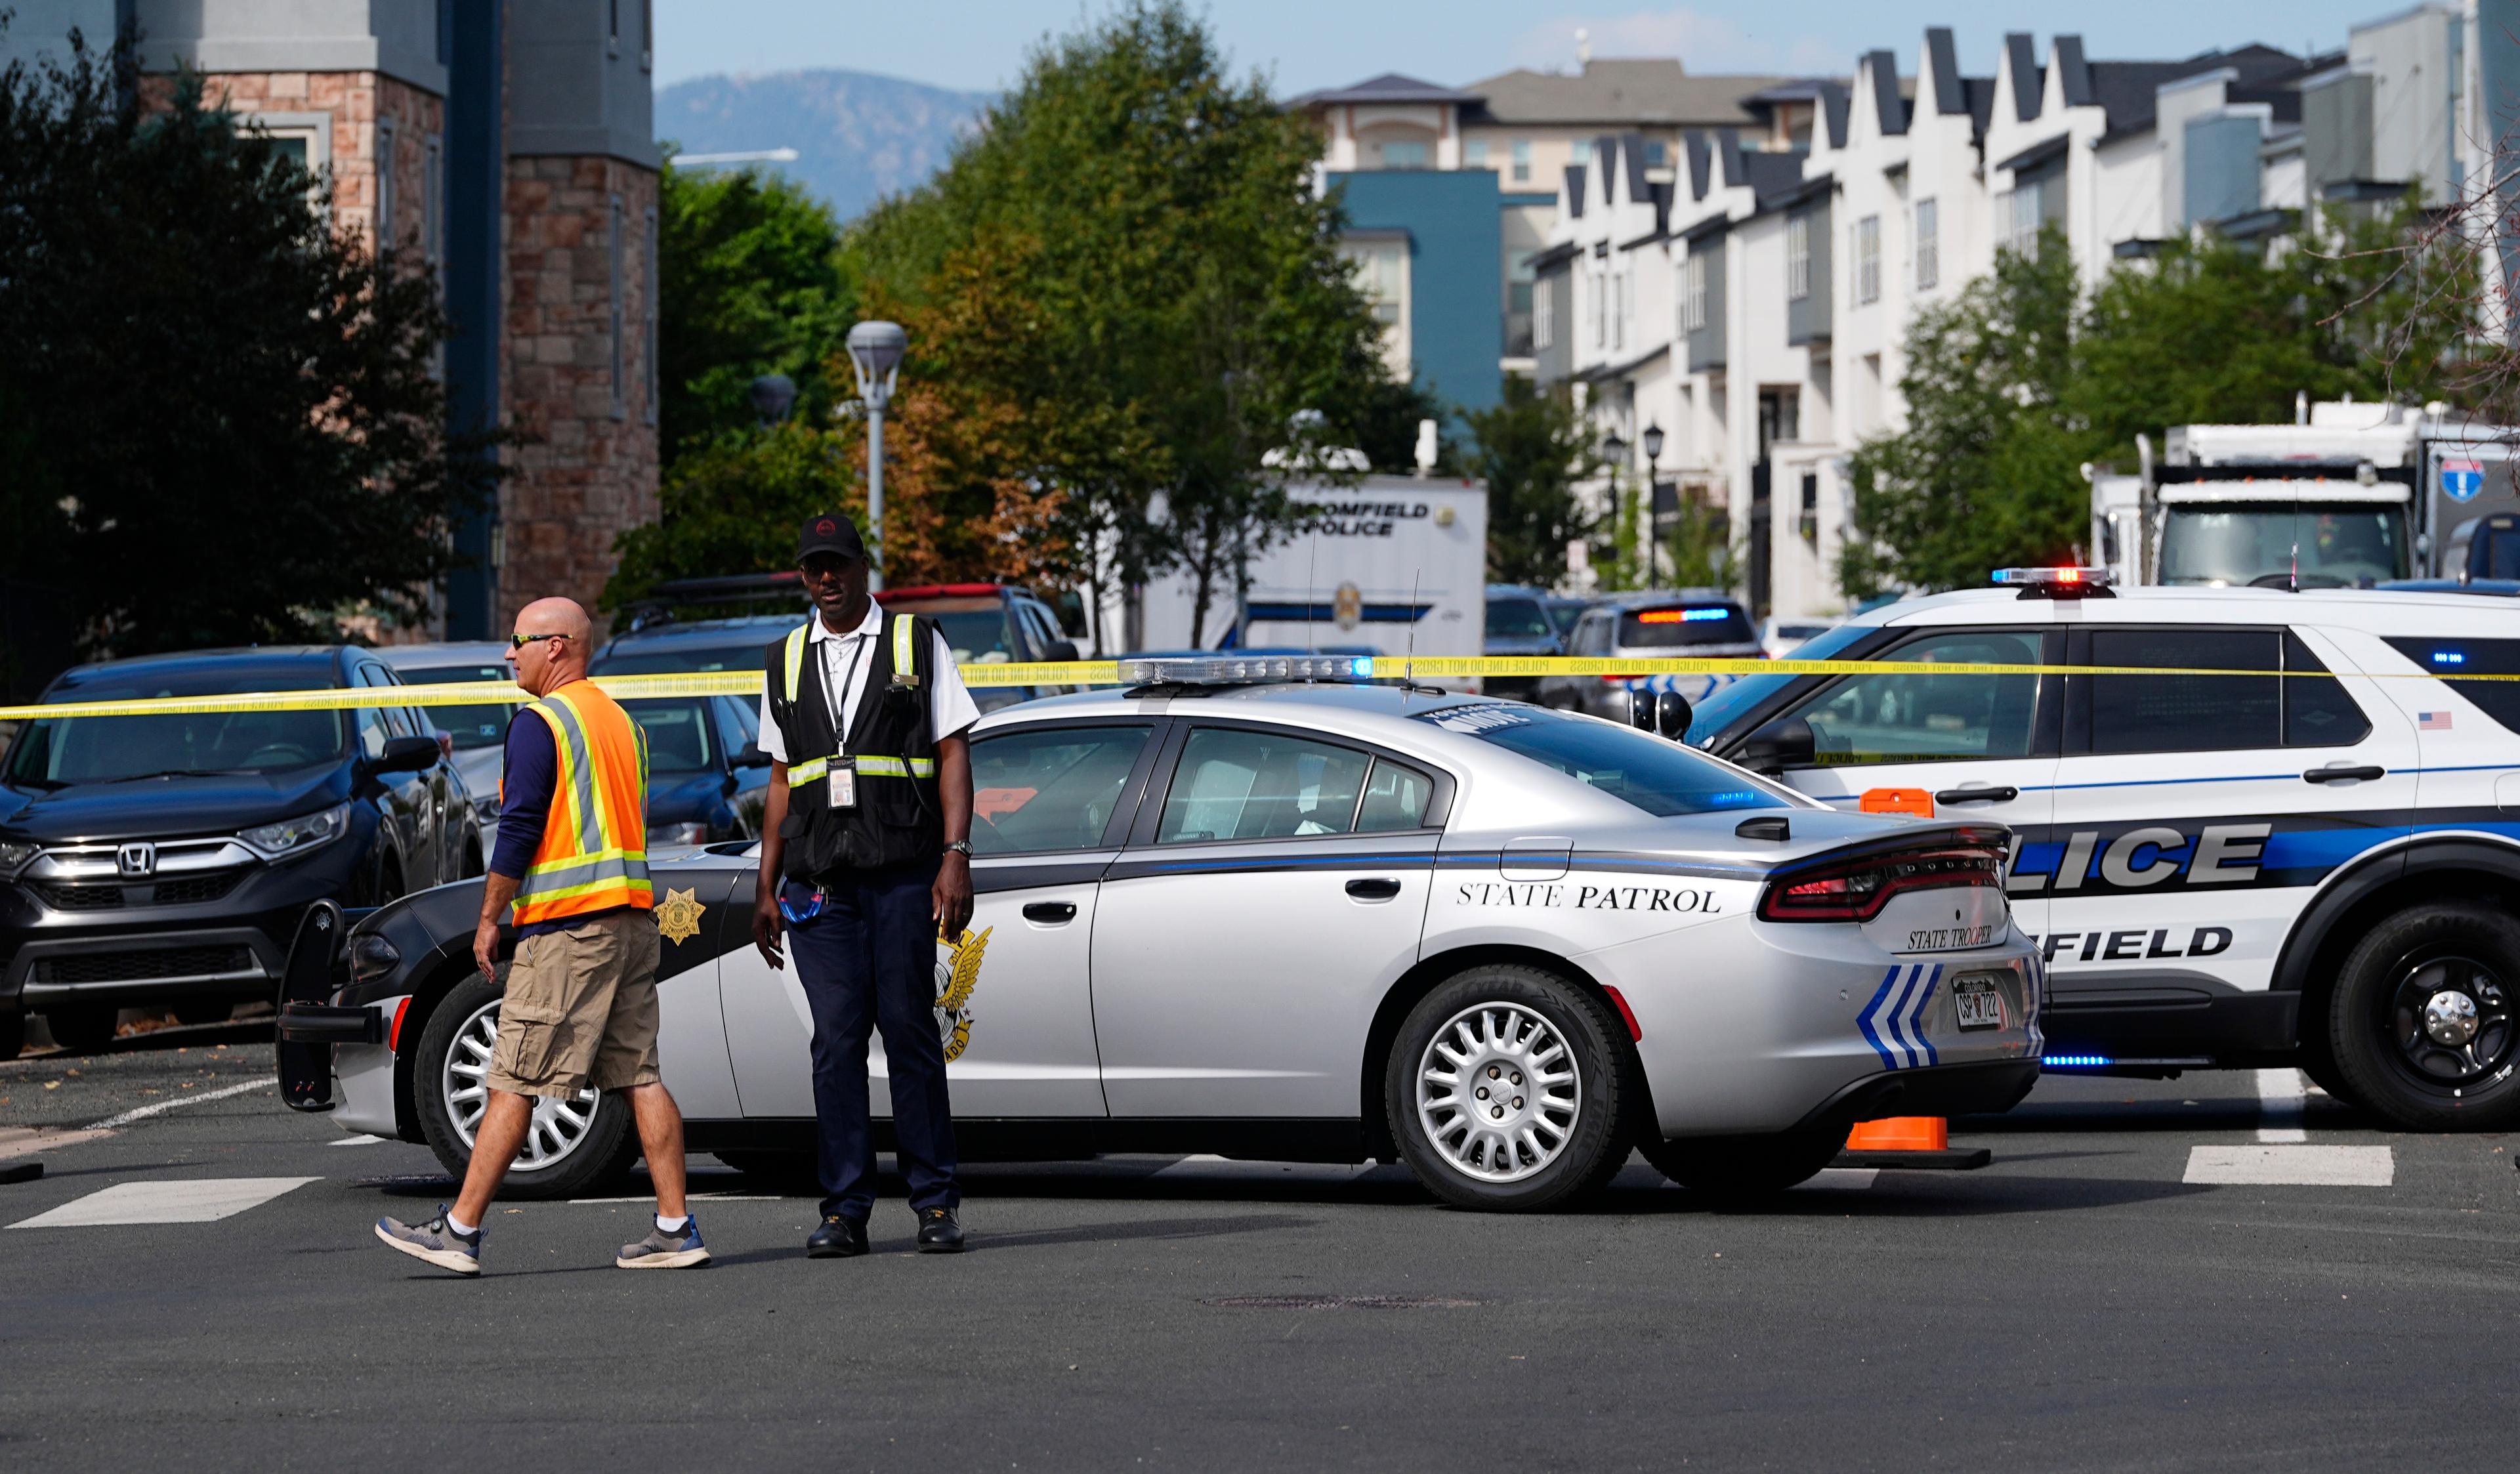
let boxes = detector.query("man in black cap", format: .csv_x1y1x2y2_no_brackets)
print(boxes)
750,513,978,1255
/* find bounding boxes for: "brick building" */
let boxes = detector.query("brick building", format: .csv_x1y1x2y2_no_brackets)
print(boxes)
3,1,661,639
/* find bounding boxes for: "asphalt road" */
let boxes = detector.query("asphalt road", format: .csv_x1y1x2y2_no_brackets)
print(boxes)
3,1036,2515,1471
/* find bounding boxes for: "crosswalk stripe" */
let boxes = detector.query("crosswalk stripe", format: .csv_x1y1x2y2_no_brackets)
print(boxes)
2183,1145,2395,1187
2255,1068,2309,1143
7,1176,320,1229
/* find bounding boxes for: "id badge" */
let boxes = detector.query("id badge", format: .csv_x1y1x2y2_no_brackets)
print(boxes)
828,759,858,809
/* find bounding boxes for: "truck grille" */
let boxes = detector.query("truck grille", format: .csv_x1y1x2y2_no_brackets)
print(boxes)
33,946,258,985
27,872,245,911
146,873,245,906
28,881,125,911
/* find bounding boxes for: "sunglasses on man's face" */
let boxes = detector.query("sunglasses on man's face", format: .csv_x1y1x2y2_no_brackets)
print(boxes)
507,631,577,650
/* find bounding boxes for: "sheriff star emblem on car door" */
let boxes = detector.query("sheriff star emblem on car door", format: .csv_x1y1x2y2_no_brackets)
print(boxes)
654,887,706,945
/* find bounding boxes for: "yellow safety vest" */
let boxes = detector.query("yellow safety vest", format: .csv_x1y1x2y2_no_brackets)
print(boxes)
509,681,652,925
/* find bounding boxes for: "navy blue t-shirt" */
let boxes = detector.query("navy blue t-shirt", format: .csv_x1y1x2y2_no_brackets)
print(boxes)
491,697,631,938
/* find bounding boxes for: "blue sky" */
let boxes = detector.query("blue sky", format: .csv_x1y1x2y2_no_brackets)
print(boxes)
656,1,2395,95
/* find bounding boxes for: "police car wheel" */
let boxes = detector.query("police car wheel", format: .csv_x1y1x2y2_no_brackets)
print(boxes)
1386,966,1633,1211
2328,902,2520,1131
1639,1124,1850,1200
412,972,640,1200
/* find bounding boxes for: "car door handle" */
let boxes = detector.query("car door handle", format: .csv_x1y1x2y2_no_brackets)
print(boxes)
1346,878,1404,900
1022,901,1077,924
1933,785,2019,805
2303,765,2387,784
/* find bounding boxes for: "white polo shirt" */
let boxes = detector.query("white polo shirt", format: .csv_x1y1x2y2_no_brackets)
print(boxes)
754,603,981,765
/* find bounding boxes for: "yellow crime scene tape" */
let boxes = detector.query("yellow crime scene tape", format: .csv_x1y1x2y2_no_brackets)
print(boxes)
1,655,2512,725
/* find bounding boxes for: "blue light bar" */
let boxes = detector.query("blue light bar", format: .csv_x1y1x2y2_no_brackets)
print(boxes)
1116,654,1376,686
2434,650,2466,665
2040,1054,2114,1069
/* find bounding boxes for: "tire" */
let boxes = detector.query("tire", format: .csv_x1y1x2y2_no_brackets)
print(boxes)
0,1011,22,1062
2328,902,2520,1131
1641,1123,1851,1200
1385,965,1635,1211
44,1003,118,1055
412,971,639,1200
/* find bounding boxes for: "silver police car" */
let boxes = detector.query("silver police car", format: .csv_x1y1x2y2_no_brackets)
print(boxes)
280,656,2044,1211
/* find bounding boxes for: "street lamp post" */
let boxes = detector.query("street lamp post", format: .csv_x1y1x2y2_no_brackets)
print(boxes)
845,321,908,591
1600,431,1628,591
1641,423,1666,587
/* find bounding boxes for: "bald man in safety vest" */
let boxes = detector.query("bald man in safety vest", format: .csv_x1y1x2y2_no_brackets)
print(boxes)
375,597,707,1275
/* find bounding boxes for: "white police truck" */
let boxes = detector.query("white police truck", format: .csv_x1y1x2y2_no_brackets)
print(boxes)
1685,568,2520,1129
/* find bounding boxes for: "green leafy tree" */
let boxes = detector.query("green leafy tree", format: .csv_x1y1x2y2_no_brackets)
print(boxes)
0,30,494,667
605,422,855,612
656,154,852,461
1842,230,2082,597
1462,378,1597,587
1662,485,1739,592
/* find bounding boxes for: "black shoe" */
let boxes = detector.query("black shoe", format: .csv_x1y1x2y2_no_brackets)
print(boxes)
805,1215,868,1258
915,1206,965,1253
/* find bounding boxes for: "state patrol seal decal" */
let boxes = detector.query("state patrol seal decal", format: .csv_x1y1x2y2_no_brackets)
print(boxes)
655,887,706,945
934,925,989,1063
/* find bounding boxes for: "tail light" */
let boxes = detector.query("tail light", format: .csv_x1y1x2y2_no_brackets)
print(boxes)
1758,840,2005,923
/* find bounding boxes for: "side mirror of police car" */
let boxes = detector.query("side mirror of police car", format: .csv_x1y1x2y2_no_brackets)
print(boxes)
1654,690,1692,741
1736,716,1815,774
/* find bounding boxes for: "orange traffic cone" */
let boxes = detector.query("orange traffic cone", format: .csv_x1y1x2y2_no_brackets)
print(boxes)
1834,1116,1991,1169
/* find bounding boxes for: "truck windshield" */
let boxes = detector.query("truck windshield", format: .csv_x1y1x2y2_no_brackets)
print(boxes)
2158,503,2408,588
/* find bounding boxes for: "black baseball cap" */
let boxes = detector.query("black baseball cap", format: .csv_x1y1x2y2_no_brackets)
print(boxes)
797,513,866,563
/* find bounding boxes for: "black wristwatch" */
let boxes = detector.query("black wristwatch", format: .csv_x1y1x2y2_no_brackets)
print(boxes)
943,840,973,857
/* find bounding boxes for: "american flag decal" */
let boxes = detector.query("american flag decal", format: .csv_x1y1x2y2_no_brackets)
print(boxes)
2419,711,2452,730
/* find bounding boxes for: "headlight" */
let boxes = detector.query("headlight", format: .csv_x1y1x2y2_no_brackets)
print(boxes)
0,839,37,879
348,931,402,985
648,822,709,847
241,801,353,858
474,795,500,824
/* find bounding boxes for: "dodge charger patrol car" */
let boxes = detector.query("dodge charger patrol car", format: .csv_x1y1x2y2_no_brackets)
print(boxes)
1688,568,2520,1130
278,658,2042,1211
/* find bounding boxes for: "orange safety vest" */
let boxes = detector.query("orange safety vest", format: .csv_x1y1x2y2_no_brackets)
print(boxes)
507,681,652,926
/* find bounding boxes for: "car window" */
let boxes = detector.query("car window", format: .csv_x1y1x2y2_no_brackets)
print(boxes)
2088,628,2279,755
1156,728,1372,843
397,662,513,751
626,699,718,774
1417,704,1788,817
970,725,1153,854
1355,758,1435,832
1794,631,2044,765
2282,631,2371,747
1486,597,1552,639
2382,635,2520,735
712,696,759,755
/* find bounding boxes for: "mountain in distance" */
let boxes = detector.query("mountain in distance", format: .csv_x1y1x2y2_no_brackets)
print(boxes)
655,69,992,222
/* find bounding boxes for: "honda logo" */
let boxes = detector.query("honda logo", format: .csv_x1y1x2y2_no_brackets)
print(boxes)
116,843,156,877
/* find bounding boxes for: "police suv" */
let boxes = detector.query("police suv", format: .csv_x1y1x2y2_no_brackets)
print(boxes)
1687,568,2520,1129
277,656,2043,1211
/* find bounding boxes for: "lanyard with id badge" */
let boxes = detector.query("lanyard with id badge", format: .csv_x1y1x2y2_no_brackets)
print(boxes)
825,630,871,810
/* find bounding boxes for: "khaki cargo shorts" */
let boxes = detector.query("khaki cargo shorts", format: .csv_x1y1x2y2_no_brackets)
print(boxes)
484,908,663,1099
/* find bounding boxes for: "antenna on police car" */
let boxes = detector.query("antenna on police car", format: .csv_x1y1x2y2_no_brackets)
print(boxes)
1403,568,1422,687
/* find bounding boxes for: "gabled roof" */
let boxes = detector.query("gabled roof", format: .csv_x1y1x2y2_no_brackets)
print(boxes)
2086,44,2309,140
2004,33,2042,122
1963,75,1999,139
1864,51,1908,136
1742,150,1811,212
1564,163,1587,218
1927,28,1966,115
1463,59,1789,128
2053,35,2094,107
1821,83,1851,149
1293,72,1481,107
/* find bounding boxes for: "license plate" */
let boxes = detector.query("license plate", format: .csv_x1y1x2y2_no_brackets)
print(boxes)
1952,976,2004,1031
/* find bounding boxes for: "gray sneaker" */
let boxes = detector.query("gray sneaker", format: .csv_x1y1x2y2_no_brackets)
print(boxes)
616,1215,711,1269
375,1205,482,1275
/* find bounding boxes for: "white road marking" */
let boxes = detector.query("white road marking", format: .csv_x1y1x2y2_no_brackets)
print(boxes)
2183,1145,2395,1187
85,1078,272,1130
0,1127,114,1160
327,1134,387,1147
568,1192,789,1204
8,1176,320,1229
2255,1067,2308,1143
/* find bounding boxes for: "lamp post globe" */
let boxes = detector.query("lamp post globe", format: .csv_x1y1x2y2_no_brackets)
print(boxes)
749,373,798,426
1642,423,1664,464
844,321,908,591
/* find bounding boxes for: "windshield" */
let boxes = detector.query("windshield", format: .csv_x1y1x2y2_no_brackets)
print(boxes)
595,642,771,677
1544,597,1587,634
397,663,513,750
5,669,346,786
1618,604,1756,648
1684,621,1875,747
1417,704,1789,818
2158,503,2408,588
623,698,720,775
878,597,1018,665
1486,597,1554,639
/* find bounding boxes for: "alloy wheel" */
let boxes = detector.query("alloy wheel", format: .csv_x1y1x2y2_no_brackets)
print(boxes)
442,998,600,1171
1415,1002,1582,1184
2387,954,2513,1087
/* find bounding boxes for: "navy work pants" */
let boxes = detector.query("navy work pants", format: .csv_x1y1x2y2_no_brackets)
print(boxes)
782,864,960,1221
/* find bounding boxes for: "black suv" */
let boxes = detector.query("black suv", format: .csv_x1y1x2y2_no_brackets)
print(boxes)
0,646,480,1057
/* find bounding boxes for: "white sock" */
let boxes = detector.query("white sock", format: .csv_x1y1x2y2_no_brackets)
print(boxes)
656,1213,688,1233
445,1212,478,1237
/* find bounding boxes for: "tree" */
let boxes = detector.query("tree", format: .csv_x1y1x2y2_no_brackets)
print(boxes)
844,1,1396,648
655,154,852,463
1841,230,2081,598
1463,377,1597,587
0,30,494,662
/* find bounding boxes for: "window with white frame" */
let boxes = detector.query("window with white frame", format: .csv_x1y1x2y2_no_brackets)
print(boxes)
1684,249,1708,332
1534,273,1553,348
1463,138,1488,168
1855,214,1880,305
1612,265,1629,351
1572,139,1591,165
1786,213,1811,301
2010,179,2044,257
1511,138,1531,182
1914,196,1939,289
1343,240,1410,373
